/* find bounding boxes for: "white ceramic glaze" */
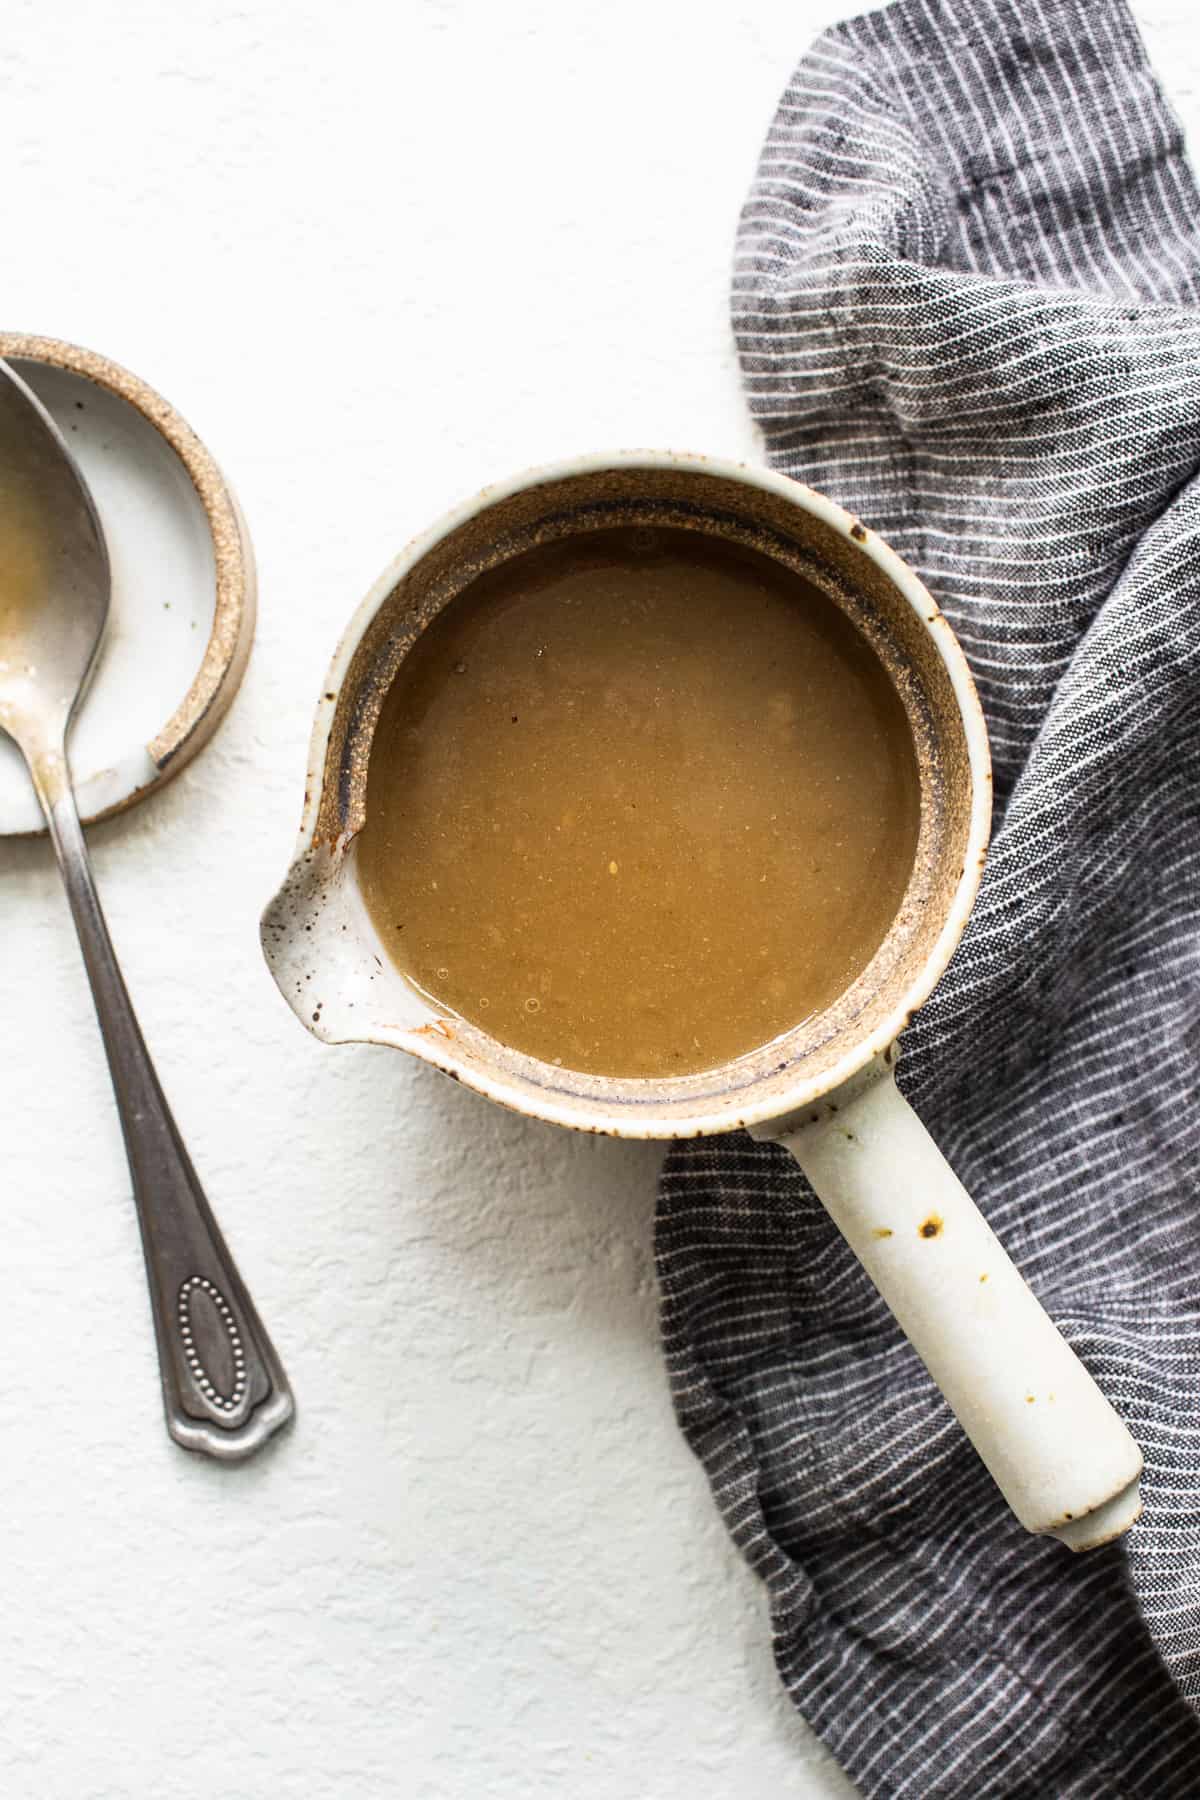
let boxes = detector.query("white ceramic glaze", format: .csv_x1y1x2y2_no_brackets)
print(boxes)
758,1052,1143,1550
262,451,1142,1548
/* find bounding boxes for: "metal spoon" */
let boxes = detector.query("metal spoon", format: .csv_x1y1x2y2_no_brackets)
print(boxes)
0,360,293,1461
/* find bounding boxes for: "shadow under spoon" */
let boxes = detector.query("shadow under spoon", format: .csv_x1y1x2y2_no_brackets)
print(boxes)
0,359,293,1461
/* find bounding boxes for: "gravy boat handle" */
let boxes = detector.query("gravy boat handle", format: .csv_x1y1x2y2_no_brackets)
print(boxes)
752,1049,1142,1550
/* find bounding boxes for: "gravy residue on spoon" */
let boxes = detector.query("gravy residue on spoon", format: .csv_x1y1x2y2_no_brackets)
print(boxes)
0,466,52,668
358,526,920,1078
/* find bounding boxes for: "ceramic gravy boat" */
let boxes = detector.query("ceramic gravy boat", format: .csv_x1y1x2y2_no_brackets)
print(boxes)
262,451,1142,1550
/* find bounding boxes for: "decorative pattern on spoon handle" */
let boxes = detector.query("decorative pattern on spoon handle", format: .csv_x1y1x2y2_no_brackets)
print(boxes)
177,1276,250,1416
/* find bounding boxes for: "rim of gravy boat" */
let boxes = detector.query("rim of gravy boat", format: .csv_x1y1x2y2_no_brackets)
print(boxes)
262,450,992,1138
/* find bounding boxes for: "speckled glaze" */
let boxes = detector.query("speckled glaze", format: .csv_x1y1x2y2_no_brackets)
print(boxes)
0,333,254,832
261,453,1146,1550
261,451,990,1140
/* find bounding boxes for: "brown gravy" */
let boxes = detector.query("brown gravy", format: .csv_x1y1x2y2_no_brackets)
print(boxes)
0,467,51,660
358,526,920,1077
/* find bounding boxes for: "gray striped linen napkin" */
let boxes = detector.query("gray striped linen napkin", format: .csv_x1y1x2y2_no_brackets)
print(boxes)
654,1,1200,1793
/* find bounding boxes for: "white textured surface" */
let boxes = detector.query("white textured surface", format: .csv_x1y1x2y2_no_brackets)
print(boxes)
1,3,1194,1796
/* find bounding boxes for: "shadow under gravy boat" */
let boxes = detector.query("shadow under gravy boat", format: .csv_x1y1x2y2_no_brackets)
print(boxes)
261,451,1142,1551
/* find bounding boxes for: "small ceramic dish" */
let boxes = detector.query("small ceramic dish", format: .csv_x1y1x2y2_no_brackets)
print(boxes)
0,333,254,835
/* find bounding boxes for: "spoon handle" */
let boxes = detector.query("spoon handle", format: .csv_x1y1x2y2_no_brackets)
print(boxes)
31,748,295,1462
